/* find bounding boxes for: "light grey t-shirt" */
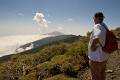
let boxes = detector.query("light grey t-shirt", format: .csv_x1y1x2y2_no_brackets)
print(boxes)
88,23,109,62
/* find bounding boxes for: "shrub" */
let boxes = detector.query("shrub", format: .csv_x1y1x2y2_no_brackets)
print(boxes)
45,74,79,80
19,72,37,80
66,41,88,56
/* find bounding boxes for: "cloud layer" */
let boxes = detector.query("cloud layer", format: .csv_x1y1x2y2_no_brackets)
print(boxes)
33,12,48,28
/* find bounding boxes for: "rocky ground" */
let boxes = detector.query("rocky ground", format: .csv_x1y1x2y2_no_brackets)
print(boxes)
105,49,120,80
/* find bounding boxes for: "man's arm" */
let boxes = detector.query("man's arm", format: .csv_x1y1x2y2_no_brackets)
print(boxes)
91,38,99,51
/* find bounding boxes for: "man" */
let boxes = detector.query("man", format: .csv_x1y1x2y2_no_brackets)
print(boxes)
88,12,109,80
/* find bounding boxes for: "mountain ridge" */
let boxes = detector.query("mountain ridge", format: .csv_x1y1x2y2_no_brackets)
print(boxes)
43,31,65,36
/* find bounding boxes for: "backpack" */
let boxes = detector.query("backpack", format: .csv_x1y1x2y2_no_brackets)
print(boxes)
100,25,118,53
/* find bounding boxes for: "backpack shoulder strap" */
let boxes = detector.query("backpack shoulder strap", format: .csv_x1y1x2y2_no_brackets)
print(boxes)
99,23,108,48
100,23,109,31
99,41,103,48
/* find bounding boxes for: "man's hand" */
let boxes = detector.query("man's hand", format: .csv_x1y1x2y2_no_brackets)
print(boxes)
91,38,99,51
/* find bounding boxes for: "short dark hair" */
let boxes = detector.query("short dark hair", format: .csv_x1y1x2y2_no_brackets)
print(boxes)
94,12,104,18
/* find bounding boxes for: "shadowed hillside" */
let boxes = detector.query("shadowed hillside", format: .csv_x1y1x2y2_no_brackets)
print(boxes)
0,35,81,63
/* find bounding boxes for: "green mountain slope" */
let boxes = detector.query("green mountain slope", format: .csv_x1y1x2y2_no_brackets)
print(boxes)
0,35,80,63
0,35,88,80
16,35,81,54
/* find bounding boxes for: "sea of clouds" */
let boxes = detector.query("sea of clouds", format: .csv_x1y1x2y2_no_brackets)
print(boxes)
0,34,50,57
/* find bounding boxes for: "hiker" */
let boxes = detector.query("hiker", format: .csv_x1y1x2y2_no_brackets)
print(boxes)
88,12,109,80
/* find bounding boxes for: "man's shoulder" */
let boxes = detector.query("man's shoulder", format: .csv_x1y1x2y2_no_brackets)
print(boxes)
93,24,101,30
94,23,101,27
94,23,107,30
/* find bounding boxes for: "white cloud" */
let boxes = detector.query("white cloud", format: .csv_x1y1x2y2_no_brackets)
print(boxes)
33,12,48,28
18,13,24,16
58,26,63,30
66,18,73,22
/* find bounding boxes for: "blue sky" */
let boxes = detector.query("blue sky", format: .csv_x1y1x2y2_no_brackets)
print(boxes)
0,0,120,36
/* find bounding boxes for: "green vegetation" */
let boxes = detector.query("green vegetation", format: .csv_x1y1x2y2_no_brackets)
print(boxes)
44,74,79,80
0,36,88,80
0,27,119,80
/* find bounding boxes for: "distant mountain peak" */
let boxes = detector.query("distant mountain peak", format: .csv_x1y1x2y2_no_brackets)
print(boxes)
43,31,64,36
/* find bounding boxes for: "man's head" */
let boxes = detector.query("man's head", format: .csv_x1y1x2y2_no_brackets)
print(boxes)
94,12,105,24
